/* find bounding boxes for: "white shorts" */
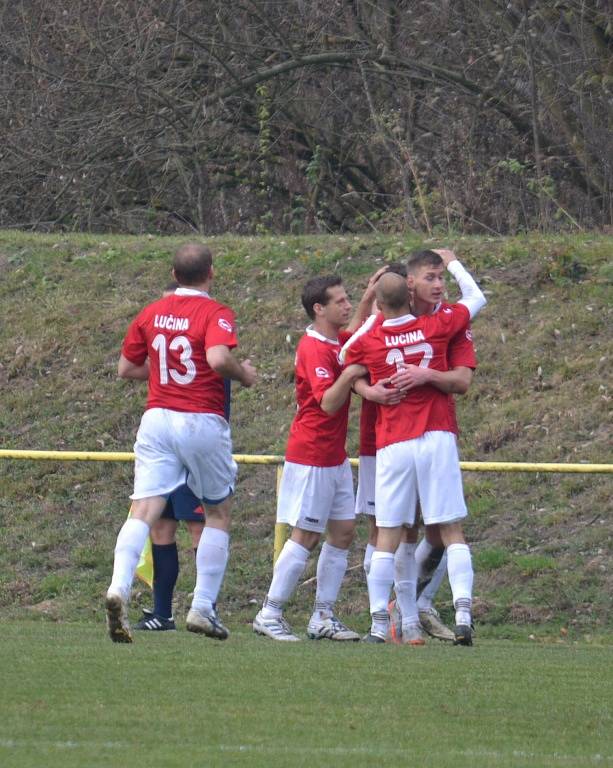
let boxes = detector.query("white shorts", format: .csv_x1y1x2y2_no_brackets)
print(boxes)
132,408,237,504
276,460,355,533
354,455,376,516
375,431,467,528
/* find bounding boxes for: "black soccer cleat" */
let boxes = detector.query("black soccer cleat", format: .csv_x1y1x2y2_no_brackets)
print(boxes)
453,623,474,646
135,609,177,631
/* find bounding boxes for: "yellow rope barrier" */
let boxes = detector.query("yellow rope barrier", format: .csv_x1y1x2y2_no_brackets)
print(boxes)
2,448,610,563
0,449,611,474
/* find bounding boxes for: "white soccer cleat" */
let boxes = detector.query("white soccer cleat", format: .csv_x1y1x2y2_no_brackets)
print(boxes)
253,611,300,641
307,615,360,641
419,607,455,642
105,590,133,644
186,607,229,640
401,622,426,646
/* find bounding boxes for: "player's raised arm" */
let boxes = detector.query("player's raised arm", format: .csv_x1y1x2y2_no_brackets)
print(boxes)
433,249,486,319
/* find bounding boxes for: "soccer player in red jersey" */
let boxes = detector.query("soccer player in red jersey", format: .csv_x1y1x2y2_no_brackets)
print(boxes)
105,243,256,643
351,259,477,643
344,250,486,645
253,276,367,642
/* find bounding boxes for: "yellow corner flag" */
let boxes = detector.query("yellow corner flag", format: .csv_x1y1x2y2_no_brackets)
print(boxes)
129,504,154,588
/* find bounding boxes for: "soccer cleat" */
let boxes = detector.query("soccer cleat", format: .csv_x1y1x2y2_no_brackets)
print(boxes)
362,631,387,644
134,609,177,632
105,591,133,644
402,622,426,646
307,615,360,641
387,600,402,644
453,623,474,646
419,607,455,642
186,607,229,640
253,611,300,641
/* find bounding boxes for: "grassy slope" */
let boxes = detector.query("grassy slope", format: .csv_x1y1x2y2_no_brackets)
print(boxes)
0,231,611,637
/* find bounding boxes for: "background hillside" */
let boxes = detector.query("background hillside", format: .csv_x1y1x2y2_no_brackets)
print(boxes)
1,2,611,235
0,230,611,638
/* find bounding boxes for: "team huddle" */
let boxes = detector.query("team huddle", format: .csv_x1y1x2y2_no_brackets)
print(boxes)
105,242,486,646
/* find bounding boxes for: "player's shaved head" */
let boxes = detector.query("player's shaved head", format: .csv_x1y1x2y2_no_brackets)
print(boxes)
375,272,410,312
173,243,213,286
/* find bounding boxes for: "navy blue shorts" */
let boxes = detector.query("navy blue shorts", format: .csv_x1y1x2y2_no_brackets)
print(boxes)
161,484,205,523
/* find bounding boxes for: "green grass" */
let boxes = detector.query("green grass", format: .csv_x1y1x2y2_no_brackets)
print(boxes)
0,622,611,768
0,229,612,633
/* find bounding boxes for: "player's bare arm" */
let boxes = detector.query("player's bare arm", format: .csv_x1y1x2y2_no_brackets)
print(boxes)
353,375,404,405
117,353,149,381
390,365,473,394
206,345,257,387
345,266,389,333
320,363,367,414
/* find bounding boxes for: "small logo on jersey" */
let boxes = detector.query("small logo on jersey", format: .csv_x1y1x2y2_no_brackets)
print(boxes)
443,307,452,314
218,318,233,333
465,329,473,341
305,516,319,524
315,367,331,378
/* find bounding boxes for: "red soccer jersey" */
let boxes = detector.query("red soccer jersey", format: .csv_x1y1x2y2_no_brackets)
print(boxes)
121,288,237,416
285,327,352,467
345,305,470,449
356,303,477,454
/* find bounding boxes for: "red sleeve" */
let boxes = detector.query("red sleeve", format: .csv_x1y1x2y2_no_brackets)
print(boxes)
204,306,238,350
448,324,477,369
446,303,470,337
121,315,148,365
343,336,364,367
302,343,339,404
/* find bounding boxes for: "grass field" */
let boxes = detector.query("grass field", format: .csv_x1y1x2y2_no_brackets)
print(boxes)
1,621,611,768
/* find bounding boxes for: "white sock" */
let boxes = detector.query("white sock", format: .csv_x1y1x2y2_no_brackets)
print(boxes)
394,542,419,626
447,542,473,625
191,527,230,613
109,518,150,601
418,551,448,611
363,542,376,577
312,542,349,620
262,540,310,618
367,551,395,631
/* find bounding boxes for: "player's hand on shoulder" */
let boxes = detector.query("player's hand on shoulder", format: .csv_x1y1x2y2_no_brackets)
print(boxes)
240,359,257,387
432,248,457,267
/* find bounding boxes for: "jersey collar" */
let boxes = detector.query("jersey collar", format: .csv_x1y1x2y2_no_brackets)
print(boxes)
175,287,210,298
381,312,416,328
306,325,339,344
